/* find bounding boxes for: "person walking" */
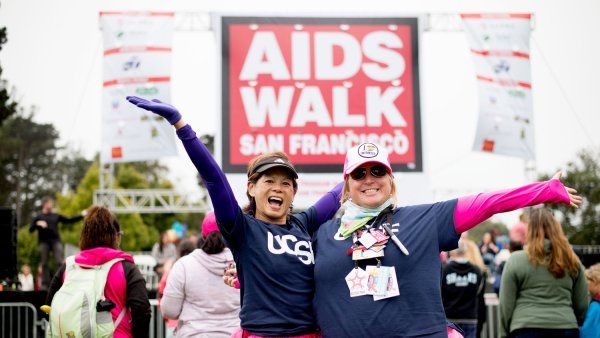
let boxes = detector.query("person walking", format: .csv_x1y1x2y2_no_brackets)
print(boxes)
581,263,600,338
46,206,151,337
161,211,240,337
442,241,485,338
29,196,86,289
499,208,589,338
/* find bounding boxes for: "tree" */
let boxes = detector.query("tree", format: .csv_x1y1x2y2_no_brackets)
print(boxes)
0,110,62,224
54,160,189,251
539,148,600,244
0,110,92,225
0,25,18,125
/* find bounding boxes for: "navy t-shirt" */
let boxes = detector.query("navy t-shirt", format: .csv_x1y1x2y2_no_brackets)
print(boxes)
220,206,319,336
313,200,459,337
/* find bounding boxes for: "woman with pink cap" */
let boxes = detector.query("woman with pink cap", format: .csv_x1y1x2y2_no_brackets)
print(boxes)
311,142,582,338
160,211,241,337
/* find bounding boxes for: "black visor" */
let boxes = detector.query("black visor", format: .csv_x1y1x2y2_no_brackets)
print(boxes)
249,157,298,179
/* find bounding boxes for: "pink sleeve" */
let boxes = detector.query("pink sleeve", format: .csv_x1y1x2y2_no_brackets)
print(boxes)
454,179,570,233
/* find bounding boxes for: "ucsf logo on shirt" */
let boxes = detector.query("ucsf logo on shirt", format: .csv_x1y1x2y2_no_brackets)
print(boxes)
267,232,314,265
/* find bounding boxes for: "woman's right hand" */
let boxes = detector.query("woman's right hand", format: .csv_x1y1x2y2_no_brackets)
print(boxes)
126,96,182,125
223,263,240,289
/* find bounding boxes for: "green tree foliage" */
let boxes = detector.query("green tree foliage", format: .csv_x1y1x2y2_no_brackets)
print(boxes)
55,161,163,252
0,25,18,125
539,148,600,244
0,110,91,224
16,226,39,271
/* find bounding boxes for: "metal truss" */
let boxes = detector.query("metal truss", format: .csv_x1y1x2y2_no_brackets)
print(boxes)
93,189,210,214
175,12,212,31
425,13,535,32
171,12,535,33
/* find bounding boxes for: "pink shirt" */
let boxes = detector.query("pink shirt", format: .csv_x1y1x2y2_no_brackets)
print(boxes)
454,179,569,234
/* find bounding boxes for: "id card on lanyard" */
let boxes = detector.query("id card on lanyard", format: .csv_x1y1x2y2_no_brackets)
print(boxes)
344,206,405,300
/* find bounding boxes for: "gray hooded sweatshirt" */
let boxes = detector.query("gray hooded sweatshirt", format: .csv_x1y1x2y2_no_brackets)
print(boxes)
161,248,240,338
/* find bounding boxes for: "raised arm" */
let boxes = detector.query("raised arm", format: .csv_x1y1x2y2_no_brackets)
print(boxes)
303,182,343,235
126,96,239,230
57,214,83,224
454,171,582,233
312,182,344,225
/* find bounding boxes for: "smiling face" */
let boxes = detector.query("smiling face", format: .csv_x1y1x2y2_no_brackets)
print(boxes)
248,167,296,224
347,164,393,209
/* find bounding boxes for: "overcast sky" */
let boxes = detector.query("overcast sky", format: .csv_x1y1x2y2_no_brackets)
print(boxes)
2,0,599,225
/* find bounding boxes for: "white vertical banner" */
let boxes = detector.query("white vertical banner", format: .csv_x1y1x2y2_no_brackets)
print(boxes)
462,13,535,160
100,11,177,163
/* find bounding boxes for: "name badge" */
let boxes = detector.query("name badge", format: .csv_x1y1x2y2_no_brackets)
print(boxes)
345,267,368,297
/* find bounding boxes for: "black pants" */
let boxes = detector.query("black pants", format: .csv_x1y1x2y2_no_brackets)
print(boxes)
39,241,63,289
510,328,580,338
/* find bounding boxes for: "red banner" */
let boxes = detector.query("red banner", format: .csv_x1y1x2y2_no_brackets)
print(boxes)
221,17,422,173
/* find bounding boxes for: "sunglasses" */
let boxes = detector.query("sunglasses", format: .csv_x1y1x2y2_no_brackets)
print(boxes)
349,165,388,180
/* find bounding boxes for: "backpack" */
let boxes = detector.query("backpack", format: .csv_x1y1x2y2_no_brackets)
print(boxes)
47,256,127,338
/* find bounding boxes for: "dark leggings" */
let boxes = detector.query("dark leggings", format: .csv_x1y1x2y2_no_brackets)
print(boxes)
509,328,579,338
39,241,63,288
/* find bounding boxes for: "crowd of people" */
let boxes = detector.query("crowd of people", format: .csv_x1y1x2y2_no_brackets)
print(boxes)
29,96,599,338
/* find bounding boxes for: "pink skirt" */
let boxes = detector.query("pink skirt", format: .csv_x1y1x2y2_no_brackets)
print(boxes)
231,328,321,338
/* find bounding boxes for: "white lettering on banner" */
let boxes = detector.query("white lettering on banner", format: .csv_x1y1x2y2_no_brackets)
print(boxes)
362,31,405,81
267,232,315,265
288,131,409,155
366,87,407,127
315,32,362,80
239,30,405,81
333,87,365,126
240,86,294,127
241,86,407,128
291,32,310,80
290,87,332,127
240,134,284,155
240,32,290,80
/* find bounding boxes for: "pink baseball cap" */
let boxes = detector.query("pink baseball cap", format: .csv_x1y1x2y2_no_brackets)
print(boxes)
343,142,392,179
201,211,219,237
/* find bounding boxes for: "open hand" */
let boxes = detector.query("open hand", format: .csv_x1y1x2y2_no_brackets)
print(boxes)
552,171,583,208
126,96,182,125
223,263,240,289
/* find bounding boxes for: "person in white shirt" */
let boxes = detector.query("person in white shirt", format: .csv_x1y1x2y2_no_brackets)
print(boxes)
18,264,34,291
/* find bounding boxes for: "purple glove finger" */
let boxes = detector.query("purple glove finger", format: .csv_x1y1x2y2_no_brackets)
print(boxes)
126,96,147,105
151,98,163,103
126,96,182,125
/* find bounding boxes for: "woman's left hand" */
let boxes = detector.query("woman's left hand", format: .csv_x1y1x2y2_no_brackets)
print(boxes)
552,171,583,208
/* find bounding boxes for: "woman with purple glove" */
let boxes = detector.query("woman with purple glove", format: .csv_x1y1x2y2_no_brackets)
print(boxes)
126,96,342,338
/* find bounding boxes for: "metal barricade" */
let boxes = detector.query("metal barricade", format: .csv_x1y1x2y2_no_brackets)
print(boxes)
1,296,499,338
482,293,501,338
149,299,167,338
0,302,38,338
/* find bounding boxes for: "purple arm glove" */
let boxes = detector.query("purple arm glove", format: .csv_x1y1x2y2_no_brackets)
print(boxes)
126,96,182,125
312,182,344,225
175,125,239,230
126,97,238,230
